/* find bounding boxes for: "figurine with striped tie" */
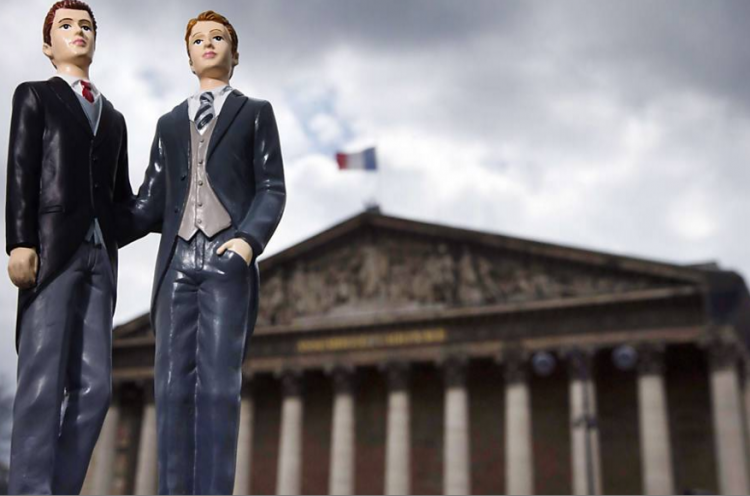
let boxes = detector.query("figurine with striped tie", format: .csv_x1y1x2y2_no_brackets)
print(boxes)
118,10,286,495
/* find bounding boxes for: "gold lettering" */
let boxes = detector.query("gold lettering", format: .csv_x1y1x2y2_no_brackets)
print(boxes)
296,328,447,353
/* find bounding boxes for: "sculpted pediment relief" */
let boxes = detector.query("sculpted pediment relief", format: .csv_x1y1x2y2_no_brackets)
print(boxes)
257,229,685,326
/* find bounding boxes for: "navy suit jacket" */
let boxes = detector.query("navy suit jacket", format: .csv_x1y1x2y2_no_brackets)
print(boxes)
5,77,131,346
118,90,286,336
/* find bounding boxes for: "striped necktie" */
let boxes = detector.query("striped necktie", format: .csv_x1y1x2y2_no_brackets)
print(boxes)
196,91,215,131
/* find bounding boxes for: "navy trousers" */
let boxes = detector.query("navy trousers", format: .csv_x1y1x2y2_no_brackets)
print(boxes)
155,229,255,495
9,240,114,495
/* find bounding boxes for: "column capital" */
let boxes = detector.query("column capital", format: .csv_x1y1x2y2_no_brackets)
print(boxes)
327,365,357,394
706,340,742,372
563,347,596,380
443,356,469,388
637,343,667,375
381,361,411,391
499,347,529,384
277,369,304,397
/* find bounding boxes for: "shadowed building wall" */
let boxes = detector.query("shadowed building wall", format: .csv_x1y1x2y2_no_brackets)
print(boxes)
666,346,718,493
354,367,387,495
469,360,505,495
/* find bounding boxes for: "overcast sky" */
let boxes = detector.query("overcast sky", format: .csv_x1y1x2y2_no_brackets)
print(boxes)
1,0,749,406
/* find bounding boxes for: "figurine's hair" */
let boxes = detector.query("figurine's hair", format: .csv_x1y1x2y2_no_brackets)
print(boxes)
43,0,97,45
185,11,239,58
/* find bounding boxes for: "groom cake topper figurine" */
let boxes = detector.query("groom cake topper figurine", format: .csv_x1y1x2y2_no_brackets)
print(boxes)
119,10,286,494
5,1,132,493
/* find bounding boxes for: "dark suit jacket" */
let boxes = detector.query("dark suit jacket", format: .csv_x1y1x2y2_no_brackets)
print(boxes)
118,90,286,335
5,77,131,346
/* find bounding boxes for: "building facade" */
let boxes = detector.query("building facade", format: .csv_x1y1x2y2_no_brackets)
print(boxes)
83,211,750,495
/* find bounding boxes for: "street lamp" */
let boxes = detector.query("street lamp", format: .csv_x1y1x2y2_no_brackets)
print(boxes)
612,345,638,372
531,351,556,377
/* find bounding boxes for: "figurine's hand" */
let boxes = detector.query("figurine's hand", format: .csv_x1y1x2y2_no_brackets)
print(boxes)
216,238,253,266
8,247,38,289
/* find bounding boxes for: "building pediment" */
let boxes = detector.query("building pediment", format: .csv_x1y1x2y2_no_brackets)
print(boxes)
256,211,703,327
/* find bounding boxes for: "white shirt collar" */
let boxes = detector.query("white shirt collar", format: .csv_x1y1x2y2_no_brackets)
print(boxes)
191,84,232,100
187,84,234,125
55,72,101,99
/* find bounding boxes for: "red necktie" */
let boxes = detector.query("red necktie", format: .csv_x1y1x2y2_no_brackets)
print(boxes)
81,80,94,103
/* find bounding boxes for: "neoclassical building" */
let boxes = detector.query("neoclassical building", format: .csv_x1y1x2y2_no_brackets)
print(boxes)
82,210,750,495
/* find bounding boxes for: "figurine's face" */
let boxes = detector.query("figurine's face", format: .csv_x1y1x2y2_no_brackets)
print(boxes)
42,8,96,69
188,20,238,80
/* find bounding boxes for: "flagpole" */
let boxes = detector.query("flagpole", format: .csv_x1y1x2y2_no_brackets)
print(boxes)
375,148,381,211
365,171,379,212
375,161,381,210
337,147,381,212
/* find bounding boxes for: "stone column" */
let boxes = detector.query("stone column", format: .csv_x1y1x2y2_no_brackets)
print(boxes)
503,352,533,495
709,341,749,495
234,380,255,495
329,367,356,496
81,452,98,495
134,385,158,496
93,397,121,495
384,362,411,496
81,393,120,495
276,370,304,495
637,345,674,495
567,349,602,495
443,358,470,496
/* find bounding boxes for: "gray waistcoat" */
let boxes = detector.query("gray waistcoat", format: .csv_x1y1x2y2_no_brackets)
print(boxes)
76,93,104,244
75,92,102,135
178,120,232,241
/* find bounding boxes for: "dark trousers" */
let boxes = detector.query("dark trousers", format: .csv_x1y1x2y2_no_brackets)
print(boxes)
155,229,254,495
9,240,115,495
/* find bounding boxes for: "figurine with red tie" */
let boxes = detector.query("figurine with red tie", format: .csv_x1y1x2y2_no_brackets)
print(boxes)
5,1,132,493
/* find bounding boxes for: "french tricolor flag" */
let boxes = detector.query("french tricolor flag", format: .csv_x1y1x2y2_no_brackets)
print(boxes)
336,147,378,171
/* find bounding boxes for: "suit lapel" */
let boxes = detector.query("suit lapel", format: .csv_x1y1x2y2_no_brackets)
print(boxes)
48,76,93,137
207,90,246,161
173,100,191,161
94,97,113,148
